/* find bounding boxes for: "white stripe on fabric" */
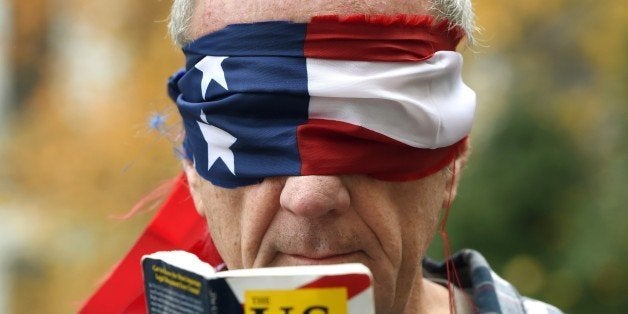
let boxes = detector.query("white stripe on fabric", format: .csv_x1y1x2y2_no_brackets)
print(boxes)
306,51,475,149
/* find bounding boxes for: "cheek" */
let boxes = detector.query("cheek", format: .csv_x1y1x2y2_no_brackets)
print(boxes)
404,188,443,231
393,176,447,258
194,179,285,269
400,202,441,258
196,184,246,268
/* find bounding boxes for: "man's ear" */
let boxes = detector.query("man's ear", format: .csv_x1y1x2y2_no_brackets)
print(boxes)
182,159,206,217
443,138,471,209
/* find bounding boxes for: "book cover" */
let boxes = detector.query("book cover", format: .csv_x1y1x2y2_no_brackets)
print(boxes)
142,250,375,314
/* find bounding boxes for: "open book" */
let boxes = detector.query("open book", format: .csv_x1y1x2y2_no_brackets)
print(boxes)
142,251,375,314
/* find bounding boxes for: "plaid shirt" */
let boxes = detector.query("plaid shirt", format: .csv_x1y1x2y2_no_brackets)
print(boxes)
424,249,563,314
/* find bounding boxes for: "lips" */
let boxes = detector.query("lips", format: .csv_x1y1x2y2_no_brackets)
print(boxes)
273,251,366,266
261,218,371,267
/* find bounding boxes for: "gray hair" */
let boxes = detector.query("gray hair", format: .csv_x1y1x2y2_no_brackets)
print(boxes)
168,0,476,46
169,0,196,47
428,0,476,45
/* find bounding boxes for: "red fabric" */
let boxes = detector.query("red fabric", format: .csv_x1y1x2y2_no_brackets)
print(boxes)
304,15,464,61
299,274,372,299
297,119,465,181
80,174,223,313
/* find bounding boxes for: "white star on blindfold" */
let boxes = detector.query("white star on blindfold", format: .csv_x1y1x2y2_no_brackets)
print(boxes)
197,111,237,175
195,56,229,99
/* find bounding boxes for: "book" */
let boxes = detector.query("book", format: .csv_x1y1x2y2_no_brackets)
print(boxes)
142,250,375,314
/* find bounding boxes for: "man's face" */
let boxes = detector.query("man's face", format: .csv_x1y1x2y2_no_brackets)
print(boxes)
186,170,451,312
185,0,456,312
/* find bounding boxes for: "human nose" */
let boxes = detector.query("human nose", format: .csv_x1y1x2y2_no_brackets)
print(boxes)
279,176,350,218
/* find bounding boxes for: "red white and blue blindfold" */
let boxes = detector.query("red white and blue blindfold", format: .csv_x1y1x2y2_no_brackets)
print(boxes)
169,15,476,188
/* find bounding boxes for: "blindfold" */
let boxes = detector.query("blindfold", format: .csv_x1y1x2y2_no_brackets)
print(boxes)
169,15,476,188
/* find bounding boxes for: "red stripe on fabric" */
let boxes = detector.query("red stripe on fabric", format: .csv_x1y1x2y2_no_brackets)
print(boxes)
80,174,223,314
297,119,465,181
304,15,464,61
298,274,372,299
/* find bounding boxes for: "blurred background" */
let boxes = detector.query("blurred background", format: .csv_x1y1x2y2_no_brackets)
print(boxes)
0,0,625,313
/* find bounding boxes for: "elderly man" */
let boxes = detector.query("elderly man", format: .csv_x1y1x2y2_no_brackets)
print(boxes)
82,0,563,313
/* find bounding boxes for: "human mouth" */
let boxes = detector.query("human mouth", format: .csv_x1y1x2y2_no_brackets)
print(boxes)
273,251,365,266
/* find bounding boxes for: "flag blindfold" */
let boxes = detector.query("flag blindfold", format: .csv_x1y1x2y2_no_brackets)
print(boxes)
169,15,476,188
